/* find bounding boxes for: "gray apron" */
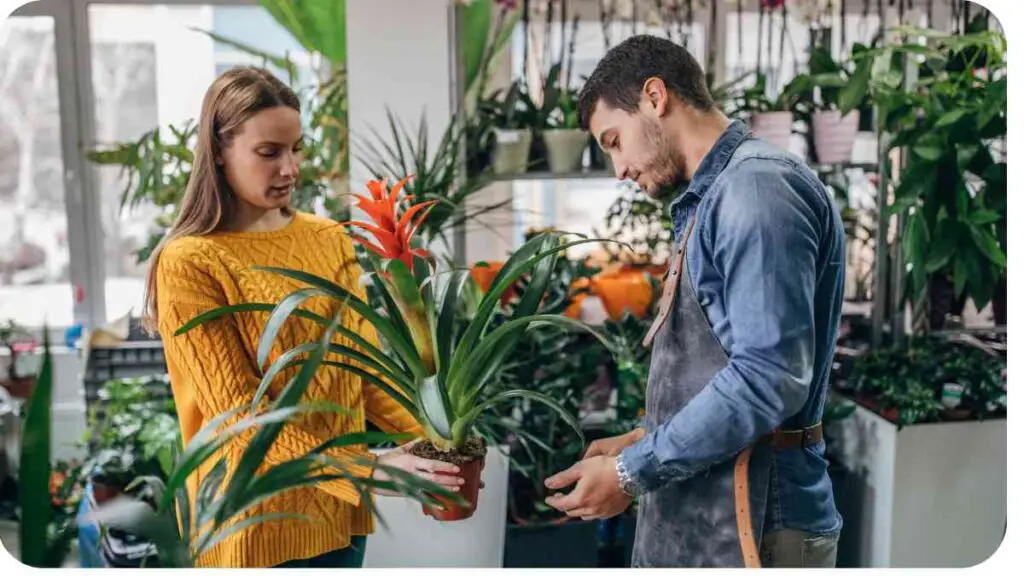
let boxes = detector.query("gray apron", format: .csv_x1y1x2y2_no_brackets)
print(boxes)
631,214,772,568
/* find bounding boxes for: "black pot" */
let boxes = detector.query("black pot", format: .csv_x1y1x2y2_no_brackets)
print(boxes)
504,520,600,567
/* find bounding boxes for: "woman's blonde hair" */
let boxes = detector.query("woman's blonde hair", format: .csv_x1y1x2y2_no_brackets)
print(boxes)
142,66,301,332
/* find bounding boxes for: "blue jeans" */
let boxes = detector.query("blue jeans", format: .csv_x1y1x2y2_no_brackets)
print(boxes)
273,536,367,568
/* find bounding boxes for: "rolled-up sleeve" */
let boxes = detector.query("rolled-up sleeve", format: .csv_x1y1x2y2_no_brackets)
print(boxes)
620,159,821,493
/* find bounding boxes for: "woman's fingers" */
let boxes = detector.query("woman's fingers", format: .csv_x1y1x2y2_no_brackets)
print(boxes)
415,457,460,475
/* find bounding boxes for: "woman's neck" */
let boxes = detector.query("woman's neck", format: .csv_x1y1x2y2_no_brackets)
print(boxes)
227,202,294,233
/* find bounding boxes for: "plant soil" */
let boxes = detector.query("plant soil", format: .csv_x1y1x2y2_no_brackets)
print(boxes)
411,436,486,465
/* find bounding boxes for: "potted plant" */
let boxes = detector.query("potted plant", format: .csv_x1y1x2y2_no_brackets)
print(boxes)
793,44,873,164
184,176,615,522
735,73,803,151
852,24,1006,330
0,319,37,399
483,81,534,175
542,88,590,174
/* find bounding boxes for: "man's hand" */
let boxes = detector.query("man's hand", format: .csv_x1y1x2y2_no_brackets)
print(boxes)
582,428,645,459
543,456,633,521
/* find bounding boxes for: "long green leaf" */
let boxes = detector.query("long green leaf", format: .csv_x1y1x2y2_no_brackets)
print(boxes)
18,332,52,567
253,342,318,411
260,0,347,65
316,360,418,416
191,28,296,78
451,236,623,384
257,288,323,371
436,269,470,383
452,390,584,452
175,302,327,336
253,266,426,379
420,374,454,441
197,513,310,558
455,315,615,410
220,310,344,518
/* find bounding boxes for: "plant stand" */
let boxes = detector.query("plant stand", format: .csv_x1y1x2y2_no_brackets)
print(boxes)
362,446,510,567
827,398,1006,567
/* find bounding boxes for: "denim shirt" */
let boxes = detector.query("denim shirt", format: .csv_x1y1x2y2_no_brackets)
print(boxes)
620,121,845,536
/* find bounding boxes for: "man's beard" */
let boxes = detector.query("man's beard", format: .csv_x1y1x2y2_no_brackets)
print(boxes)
641,117,688,201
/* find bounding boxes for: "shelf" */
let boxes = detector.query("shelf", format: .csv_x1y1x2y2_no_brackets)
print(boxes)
489,169,616,182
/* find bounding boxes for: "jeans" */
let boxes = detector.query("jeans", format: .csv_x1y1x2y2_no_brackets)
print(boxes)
273,536,367,568
760,529,839,568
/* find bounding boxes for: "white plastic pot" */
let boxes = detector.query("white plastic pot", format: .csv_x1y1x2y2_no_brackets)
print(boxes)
542,129,590,174
490,128,532,174
812,109,861,165
751,111,794,151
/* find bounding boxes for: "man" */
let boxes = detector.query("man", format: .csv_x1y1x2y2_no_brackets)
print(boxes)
543,35,845,568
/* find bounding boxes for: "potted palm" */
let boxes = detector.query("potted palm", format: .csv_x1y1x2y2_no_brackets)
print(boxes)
187,176,614,522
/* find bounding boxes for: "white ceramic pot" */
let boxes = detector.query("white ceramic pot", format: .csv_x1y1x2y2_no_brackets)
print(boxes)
812,109,861,165
491,128,532,174
751,111,794,151
542,129,590,174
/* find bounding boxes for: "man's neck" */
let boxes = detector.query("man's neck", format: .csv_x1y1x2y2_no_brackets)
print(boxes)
676,110,732,181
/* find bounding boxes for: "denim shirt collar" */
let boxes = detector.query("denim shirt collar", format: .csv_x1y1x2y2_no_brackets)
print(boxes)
668,120,751,238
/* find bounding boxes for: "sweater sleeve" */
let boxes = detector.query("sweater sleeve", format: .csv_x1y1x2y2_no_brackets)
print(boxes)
156,242,372,506
337,235,423,437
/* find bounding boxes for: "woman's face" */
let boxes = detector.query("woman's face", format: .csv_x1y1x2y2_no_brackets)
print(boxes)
219,105,303,211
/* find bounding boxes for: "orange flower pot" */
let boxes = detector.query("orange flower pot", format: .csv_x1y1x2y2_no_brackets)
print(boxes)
590,267,656,321
421,457,484,522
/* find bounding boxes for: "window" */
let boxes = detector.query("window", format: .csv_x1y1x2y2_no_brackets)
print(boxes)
87,3,313,323
0,15,73,328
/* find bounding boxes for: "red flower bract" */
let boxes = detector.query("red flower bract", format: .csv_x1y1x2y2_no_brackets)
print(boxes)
344,175,436,270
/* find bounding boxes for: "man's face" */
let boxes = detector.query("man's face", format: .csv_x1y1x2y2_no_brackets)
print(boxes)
590,97,688,200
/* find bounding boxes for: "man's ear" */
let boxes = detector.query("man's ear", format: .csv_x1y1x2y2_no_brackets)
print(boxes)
641,77,670,118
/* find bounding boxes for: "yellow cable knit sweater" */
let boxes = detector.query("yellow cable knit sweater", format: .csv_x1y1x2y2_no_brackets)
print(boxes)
155,211,421,568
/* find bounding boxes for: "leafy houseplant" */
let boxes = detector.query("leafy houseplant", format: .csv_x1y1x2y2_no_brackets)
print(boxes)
542,87,590,174
790,44,873,164
855,24,1006,330
479,80,535,175
91,310,456,567
188,176,614,522
734,72,805,151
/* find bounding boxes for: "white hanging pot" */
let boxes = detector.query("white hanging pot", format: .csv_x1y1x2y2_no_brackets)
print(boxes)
542,129,590,174
490,128,532,174
812,109,861,165
751,111,794,151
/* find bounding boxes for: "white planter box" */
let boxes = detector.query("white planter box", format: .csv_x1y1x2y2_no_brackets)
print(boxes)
829,401,1006,567
363,445,509,567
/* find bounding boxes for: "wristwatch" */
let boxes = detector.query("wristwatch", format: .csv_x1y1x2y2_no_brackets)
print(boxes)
615,453,639,497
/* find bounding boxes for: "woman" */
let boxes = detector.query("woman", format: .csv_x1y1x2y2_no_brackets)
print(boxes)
147,66,461,568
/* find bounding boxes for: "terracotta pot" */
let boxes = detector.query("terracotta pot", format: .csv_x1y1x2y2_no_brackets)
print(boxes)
812,110,860,164
1,376,35,400
751,111,794,151
92,482,122,504
590,267,656,321
421,456,484,521
941,408,973,421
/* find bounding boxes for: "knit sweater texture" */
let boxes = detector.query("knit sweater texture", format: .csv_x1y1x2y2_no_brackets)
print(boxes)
156,211,420,568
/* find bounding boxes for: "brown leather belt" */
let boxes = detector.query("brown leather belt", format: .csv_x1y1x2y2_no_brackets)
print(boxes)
760,422,824,449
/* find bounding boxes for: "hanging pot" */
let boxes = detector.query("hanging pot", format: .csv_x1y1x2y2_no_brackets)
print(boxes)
812,110,861,164
491,128,533,175
542,129,590,174
751,111,794,151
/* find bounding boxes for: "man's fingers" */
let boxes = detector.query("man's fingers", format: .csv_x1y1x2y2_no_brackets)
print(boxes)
544,463,581,490
544,491,582,512
582,445,601,459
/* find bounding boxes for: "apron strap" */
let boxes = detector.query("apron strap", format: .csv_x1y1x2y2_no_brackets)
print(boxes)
642,215,698,348
733,446,762,568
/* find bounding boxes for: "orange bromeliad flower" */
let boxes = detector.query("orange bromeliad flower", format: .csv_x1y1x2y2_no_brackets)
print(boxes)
345,175,436,270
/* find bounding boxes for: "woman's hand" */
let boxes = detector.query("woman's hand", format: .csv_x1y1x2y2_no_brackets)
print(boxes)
371,440,464,496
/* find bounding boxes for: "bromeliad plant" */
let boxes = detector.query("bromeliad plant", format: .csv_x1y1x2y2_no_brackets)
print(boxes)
240,175,616,520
